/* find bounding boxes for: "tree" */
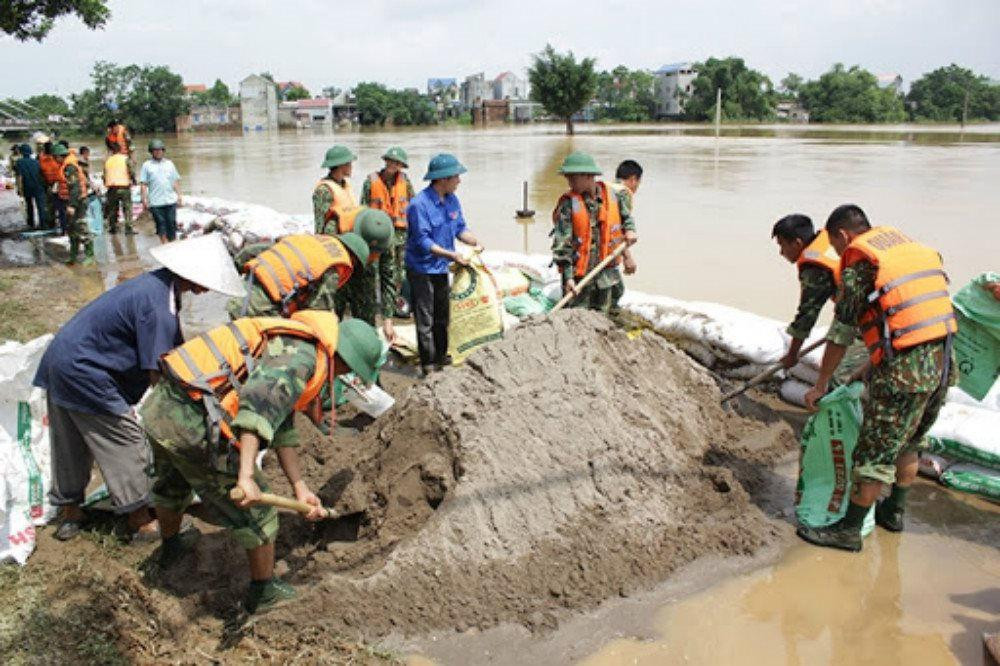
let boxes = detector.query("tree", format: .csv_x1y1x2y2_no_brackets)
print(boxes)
594,66,657,122
906,64,1000,122
683,57,776,121
1,0,110,41
528,44,597,134
23,93,71,117
194,79,235,107
259,71,275,82
799,64,906,123
284,85,311,102
778,73,803,101
355,82,436,126
71,61,189,133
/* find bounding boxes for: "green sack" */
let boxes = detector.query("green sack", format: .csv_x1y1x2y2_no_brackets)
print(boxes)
503,287,553,318
795,382,875,535
952,273,1000,400
927,436,1000,471
940,463,1000,501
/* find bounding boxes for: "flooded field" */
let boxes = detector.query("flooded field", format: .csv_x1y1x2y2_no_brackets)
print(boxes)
160,122,1000,321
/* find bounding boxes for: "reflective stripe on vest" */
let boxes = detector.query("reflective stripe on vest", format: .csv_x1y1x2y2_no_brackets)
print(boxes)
553,181,623,278
315,179,361,232
367,171,410,229
796,229,842,292
159,311,339,445
104,154,130,187
245,235,354,314
842,226,957,365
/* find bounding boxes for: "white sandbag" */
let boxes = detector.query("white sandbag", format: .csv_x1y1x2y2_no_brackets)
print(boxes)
0,336,56,565
540,281,563,305
789,362,821,386
175,208,219,239
780,378,812,407
490,266,530,298
479,251,559,285
719,362,773,380
918,453,951,480
216,208,312,252
927,401,1000,468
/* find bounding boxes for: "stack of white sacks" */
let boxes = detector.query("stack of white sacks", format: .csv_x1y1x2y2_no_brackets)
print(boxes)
176,196,312,253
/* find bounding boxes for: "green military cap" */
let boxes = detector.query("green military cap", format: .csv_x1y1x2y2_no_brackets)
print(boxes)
336,232,371,266
321,145,357,169
423,153,466,181
355,209,393,254
148,138,166,152
337,318,383,384
558,151,601,175
382,146,409,167
51,143,69,157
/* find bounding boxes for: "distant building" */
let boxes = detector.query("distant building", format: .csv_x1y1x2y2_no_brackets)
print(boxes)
509,100,542,123
876,73,903,93
330,89,358,123
460,73,491,111
183,83,207,97
176,105,241,131
428,78,460,119
654,62,697,118
493,71,528,100
276,80,306,100
427,78,457,95
239,74,278,131
776,101,809,123
472,99,509,126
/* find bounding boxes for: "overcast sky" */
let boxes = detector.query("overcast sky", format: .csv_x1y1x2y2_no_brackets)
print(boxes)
2,0,999,99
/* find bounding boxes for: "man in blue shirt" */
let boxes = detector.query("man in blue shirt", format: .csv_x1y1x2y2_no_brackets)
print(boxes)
405,153,482,375
140,139,182,243
13,144,47,229
33,233,245,541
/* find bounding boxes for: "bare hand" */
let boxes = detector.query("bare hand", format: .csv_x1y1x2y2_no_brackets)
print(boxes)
803,384,828,413
382,319,396,344
623,255,637,275
234,476,262,508
564,279,579,297
294,484,325,522
624,230,638,246
473,244,484,254
454,252,471,267
66,206,75,217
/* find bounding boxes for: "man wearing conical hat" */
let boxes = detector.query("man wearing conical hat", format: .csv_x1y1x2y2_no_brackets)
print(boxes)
33,233,245,543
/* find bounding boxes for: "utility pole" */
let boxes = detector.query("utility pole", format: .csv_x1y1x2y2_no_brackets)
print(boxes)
715,87,722,138
961,90,969,129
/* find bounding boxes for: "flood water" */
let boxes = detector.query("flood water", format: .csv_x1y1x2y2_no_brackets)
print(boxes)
160,122,1000,322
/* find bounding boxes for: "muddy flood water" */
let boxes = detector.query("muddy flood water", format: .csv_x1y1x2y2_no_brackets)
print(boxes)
2,123,998,665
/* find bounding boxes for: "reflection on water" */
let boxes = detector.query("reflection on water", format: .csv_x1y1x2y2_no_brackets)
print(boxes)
142,123,999,322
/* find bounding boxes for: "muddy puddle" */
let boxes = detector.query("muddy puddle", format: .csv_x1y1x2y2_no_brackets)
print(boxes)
404,476,1000,666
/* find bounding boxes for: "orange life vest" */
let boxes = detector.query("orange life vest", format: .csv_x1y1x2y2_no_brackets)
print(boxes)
841,226,957,366
106,124,129,154
39,153,62,185
554,181,624,278
796,229,842,296
367,170,410,229
160,311,339,446
57,153,87,201
244,235,355,314
315,179,362,233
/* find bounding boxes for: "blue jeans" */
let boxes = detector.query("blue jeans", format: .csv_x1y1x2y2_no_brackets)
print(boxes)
150,204,177,240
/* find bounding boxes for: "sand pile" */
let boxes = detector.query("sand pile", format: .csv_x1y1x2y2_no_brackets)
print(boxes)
262,310,795,636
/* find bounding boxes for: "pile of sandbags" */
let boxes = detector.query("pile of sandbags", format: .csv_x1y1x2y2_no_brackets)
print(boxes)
176,196,313,252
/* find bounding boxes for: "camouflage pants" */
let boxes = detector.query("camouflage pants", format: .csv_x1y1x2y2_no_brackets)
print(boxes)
67,205,92,248
390,228,407,307
335,264,378,325
226,282,279,320
104,186,133,231
852,384,948,485
149,437,279,550
568,283,615,314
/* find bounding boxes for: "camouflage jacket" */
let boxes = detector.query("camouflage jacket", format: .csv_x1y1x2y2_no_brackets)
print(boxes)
786,264,837,340
359,170,415,212
64,163,85,208
551,186,636,289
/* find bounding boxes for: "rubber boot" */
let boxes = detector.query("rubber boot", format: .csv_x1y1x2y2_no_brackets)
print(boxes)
67,238,79,265
244,577,296,613
80,241,96,266
795,501,867,552
874,484,909,532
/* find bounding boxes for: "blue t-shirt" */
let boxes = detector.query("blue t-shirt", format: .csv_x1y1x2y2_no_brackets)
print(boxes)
14,155,45,193
33,269,183,416
405,185,468,274
139,158,180,207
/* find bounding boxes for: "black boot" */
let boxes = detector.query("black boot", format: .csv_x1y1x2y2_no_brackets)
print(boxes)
796,501,868,552
875,484,909,532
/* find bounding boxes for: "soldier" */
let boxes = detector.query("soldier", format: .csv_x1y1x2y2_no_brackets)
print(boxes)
313,145,360,236
52,143,94,265
771,214,840,368
105,119,131,156
609,160,643,313
37,137,62,231
141,313,382,613
800,205,957,552
225,231,370,319
103,141,136,234
361,146,415,317
551,152,637,313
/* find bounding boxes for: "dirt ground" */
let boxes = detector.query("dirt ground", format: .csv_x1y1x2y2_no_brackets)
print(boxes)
0,251,802,665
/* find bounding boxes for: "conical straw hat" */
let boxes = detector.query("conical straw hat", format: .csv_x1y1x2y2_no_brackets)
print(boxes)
148,233,246,297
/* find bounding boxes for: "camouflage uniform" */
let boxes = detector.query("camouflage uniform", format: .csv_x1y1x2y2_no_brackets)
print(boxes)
105,159,135,233
552,185,636,314
361,171,414,313
312,182,340,235
787,265,837,340
827,261,956,485
142,335,319,549
225,242,343,319
63,162,92,251
333,257,396,326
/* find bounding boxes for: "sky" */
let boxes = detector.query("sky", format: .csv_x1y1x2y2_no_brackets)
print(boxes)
2,0,999,99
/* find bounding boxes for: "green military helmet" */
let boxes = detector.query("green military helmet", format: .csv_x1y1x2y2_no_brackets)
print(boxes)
355,209,393,254
148,138,166,152
336,232,371,266
336,318,382,384
321,145,357,169
423,153,466,181
558,151,601,175
51,143,70,157
382,146,409,167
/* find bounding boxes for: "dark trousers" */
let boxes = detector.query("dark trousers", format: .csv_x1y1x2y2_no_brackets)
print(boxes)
52,196,67,234
23,188,47,228
407,269,450,367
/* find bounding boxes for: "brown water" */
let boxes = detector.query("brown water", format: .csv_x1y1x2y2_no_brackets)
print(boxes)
157,122,1000,321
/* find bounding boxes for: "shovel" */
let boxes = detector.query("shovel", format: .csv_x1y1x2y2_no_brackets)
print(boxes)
720,337,826,404
229,486,336,519
549,243,630,315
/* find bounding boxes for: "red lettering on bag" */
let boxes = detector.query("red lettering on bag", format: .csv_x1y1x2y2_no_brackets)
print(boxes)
8,526,35,545
828,439,847,512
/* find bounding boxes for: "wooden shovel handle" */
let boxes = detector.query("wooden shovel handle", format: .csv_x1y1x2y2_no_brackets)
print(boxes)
229,486,333,519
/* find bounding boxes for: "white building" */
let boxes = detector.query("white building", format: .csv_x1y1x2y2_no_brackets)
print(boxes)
460,73,491,111
239,74,278,131
493,71,528,100
654,62,697,118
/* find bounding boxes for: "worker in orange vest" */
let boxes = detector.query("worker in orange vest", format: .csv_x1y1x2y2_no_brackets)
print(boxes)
800,205,957,552
36,136,63,231
312,145,360,236
52,143,94,264
361,146,415,317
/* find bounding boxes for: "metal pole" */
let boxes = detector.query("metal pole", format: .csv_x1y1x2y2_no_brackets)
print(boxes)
715,87,722,138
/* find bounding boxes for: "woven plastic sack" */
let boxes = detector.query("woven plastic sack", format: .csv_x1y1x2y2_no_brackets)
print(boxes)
952,272,1000,400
